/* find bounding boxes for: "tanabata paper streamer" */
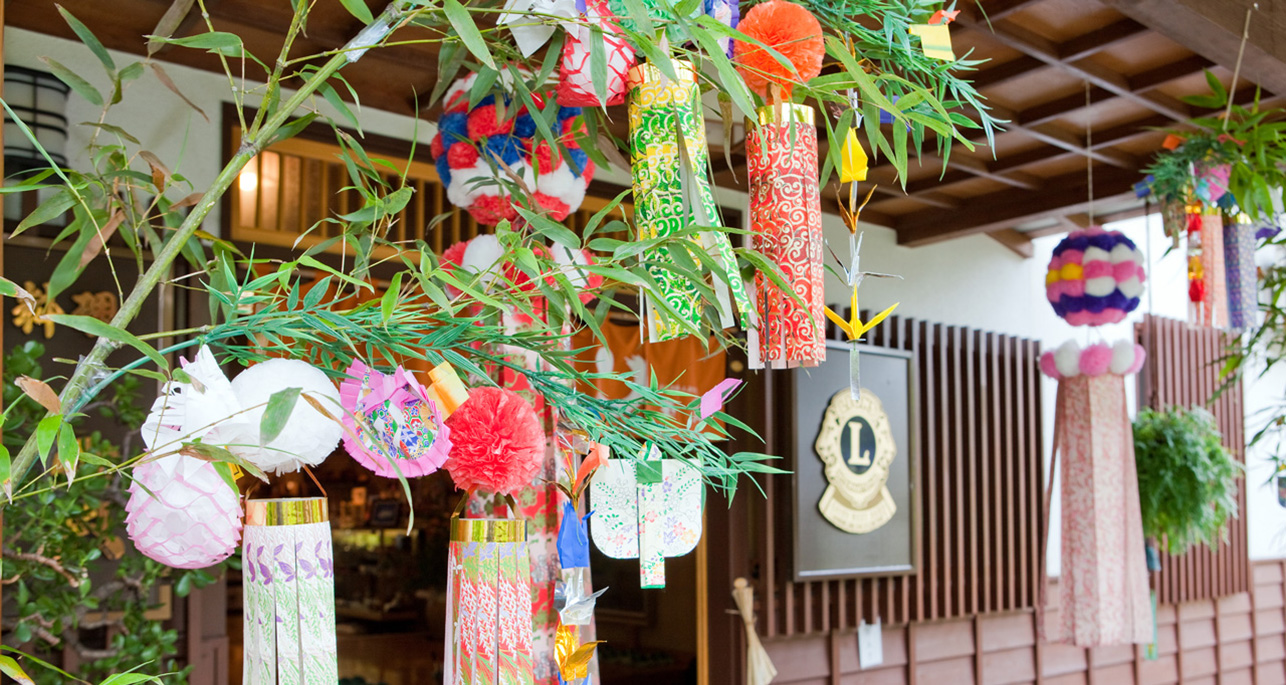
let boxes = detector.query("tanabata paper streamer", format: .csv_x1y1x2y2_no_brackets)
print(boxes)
339,360,464,479
746,104,826,369
1224,221,1259,330
125,453,242,569
444,517,536,685
230,359,343,475
431,73,594,226
242,498,337,684
1045,226,1146,326
1040,343,1152,647
909,23,955,60
589,447,702,588
704,0,740,58
1190,212,1228,328
627,60,752,342
558,0,635,107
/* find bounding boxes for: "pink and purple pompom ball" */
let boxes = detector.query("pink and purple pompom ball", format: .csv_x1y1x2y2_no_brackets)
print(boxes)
1045,226,1146,326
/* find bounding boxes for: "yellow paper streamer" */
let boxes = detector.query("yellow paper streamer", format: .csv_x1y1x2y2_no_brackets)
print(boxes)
910,23,955,60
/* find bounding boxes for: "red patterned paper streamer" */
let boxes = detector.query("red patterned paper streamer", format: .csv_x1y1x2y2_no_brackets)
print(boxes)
746,104,825,369
1198,213,1227,328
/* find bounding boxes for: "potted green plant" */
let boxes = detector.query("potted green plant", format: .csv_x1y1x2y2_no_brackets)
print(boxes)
1133,407,1241,557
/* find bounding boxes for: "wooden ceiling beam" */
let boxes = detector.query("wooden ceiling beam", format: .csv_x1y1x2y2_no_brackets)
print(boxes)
1103,0,1286,99
958,12,1192,121
971,55,1046,89
1058,18,1148,62
987,228,1035,258
893,163,1142,245
978,0,1043,21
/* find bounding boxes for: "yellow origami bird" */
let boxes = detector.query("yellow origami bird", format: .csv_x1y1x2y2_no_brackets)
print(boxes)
824,289,899,342
555,623,604,682
840,128,868,183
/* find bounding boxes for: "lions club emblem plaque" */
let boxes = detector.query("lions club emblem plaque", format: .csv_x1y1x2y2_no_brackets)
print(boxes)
813,388,897,534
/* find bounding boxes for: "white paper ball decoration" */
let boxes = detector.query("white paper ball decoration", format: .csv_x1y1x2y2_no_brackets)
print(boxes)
1054,339,1083,378
125,453,242,569
229,359,343,474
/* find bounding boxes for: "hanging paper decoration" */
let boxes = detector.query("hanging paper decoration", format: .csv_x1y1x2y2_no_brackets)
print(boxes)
1224,220,1259,330
127,344,244,569
499,0,578,57
1193,162,1231,206
626,59,752,342
558,0,635,107
229,358,343,475
1039,340,1151,647
431,73,595,226
339,360,467,478
443,387,546,495
734,1,826,368
608,0,702,42
1045,226,1146,326
125,453,242,569
1187,211,1228,328
555,623,603,684
840,127,868,183
704,0,740,57
589,446,702,588
442,388,545,684
732,578,777,685
242,497,338,684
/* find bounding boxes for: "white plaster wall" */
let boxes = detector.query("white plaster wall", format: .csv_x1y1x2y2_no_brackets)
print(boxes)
8,26,1285,566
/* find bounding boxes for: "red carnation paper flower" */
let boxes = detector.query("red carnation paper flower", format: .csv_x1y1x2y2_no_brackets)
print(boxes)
444,387,545,496
734,0,824,98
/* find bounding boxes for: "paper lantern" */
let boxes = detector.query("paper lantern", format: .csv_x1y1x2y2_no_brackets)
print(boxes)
242,498,337,684
1045,226,1146,326
746,103,825,369
431,73,594,226
589,448,702,588
339,360,466,479
558,0,635,107
443,516,535,684
230,359,344,475
1225,221,1259,330
1040,340,1152,646
125,454,242,569
627,59,752,342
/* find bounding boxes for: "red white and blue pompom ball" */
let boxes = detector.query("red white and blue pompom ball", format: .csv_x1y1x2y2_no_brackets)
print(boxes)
430,73,595,226
1045,226,1146,327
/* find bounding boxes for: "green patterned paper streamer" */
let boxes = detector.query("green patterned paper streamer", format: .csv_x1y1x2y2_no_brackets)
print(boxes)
627,60,752,342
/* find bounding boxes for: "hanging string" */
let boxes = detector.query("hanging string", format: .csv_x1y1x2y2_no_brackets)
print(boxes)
1223,3,1258,131
1086,81,1095,225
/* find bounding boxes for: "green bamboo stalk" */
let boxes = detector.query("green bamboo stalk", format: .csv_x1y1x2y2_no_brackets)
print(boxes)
1,1,412,507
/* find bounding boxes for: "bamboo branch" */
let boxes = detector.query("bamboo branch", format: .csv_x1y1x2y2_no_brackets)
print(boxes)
0,1,414,510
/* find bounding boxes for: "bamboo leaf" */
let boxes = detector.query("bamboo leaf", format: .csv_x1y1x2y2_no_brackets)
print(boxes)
150,62,209,122
36,415,62,466
57,422,80,479
14,188,75,236
339,0,375,24
148,0,198,55
57,5,116,73
260,387,302,445
443,0,496,70
16,376,61,414
0,656,34,685
38,56,103,106
152,31,245,57
43,314,169,369
0,277,38,314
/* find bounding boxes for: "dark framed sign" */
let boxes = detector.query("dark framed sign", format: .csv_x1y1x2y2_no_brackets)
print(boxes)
792,341,918,581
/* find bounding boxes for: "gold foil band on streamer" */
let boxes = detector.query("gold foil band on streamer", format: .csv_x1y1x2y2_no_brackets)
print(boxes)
451,517,528,544
626,60,697,90
755,103,815,126
245,497,329,527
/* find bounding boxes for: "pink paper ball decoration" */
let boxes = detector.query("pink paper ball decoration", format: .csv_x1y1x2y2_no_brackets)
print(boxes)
125,454,242,569
1045,226,1146,326
431,73,595,226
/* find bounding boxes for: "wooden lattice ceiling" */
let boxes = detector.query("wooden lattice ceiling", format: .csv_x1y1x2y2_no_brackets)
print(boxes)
8,0,1283,256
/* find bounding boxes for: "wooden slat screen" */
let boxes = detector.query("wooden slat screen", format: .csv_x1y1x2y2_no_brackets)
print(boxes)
1137,314,1250,605
749,312,1045,634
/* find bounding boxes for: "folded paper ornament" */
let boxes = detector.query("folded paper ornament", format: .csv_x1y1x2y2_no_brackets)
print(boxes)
140,344,248,454
558,0,635,107
444,516,536,685
500,0,578,57
589,447,702,588
125,453,242,569
627,59,752,342
230,358,344,475
339,360,465,479
1045,226,1146,327
431,73,594,226
242,497,338,684
1040,342,1151,647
